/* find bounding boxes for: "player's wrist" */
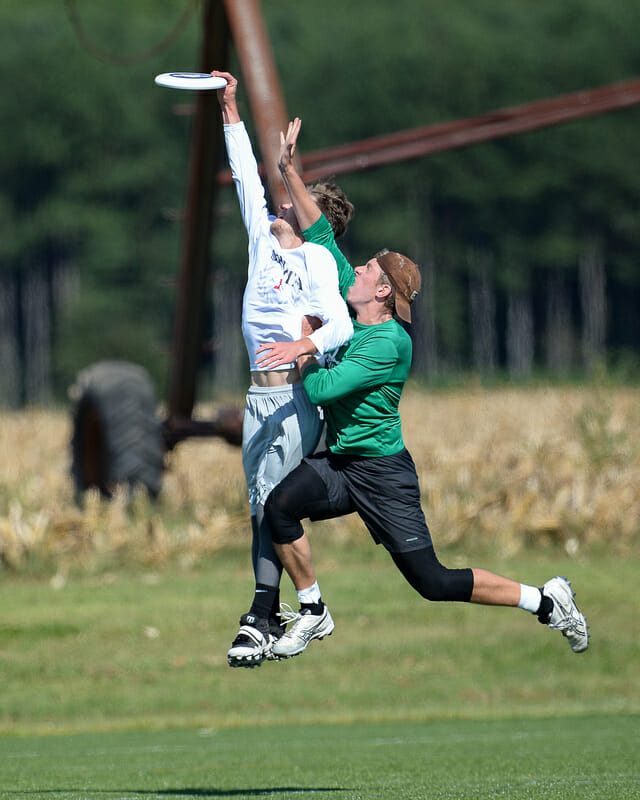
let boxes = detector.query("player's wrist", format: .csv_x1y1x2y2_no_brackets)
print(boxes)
279,161,296,176
297,337,318,357
296,353,315,374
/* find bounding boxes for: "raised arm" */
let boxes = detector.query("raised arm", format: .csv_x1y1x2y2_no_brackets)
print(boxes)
212,70,240,124
278,118,322,231
213,71,270,244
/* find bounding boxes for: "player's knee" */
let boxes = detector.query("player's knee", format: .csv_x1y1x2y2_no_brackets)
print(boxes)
417,563,473,602
393,548,473,602
264,485,304,545
416,565,455,602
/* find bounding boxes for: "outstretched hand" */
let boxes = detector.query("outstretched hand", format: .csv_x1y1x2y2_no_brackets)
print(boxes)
211,70,239,122
276,117,322,230
278,117,302,173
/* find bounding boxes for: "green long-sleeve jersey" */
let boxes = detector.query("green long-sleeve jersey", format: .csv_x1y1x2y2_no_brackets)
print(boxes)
302,215,412,457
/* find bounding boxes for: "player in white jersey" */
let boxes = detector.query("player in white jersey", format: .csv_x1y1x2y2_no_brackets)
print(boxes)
213,72,354,666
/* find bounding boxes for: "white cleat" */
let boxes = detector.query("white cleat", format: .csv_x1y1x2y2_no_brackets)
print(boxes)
227,613,273,668
542,576,589,653
272,603,335,658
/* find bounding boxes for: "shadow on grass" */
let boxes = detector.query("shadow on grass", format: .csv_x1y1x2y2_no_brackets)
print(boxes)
131,790,346,797
20,789,346,797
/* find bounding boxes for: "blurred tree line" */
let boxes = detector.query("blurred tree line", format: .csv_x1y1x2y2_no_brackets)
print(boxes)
1,0,639,408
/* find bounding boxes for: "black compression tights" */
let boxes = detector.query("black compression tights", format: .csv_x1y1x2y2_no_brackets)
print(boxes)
391,548,474,602
266,461,474,604
265,461,344,545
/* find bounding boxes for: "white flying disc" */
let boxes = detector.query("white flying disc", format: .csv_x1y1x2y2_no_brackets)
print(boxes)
154,72,227,91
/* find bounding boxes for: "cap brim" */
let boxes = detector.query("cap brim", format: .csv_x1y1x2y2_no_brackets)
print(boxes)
394,294,412,323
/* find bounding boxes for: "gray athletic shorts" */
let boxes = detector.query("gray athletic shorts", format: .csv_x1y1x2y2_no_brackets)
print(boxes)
242,382,323,510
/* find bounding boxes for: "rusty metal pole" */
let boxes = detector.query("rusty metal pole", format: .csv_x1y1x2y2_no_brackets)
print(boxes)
166,0,229,430
212,75,640,185
296,77,640,182
222,0,294,207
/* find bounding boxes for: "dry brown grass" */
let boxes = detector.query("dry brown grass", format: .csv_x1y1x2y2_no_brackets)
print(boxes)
1,384,639,573
403,384,640,556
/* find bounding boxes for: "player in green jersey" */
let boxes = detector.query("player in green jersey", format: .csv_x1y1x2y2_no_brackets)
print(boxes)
252,118,589,661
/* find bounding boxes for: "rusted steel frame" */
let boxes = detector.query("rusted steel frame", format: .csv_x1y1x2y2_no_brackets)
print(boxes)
162,408,244,450
222,0,296,207
215,76,640,184
166,0,229,429
300,77,640,180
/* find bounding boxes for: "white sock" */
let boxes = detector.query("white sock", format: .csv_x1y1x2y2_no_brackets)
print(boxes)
298,581,322,605
518,584,542,613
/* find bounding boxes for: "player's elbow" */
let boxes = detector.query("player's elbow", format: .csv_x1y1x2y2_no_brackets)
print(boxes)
335,317,354,348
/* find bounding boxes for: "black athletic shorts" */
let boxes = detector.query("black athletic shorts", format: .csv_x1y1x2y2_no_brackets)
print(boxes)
304,448,433,554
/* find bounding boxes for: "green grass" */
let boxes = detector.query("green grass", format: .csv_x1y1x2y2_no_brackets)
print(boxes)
1,541,639,798
1,715,638,799
1,540,639,734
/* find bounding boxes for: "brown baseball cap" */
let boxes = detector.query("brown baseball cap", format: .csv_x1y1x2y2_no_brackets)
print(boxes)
375,250,422,323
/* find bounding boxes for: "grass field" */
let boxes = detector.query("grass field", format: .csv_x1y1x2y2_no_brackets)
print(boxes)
1,546,639,735
1,545,639,798
2,714,639,799
1,387,639,797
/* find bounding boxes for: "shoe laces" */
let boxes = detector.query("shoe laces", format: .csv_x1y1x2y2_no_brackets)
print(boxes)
278,602,300,626
549,612,584,634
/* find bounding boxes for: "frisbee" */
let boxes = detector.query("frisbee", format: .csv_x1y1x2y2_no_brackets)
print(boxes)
154,72,227,91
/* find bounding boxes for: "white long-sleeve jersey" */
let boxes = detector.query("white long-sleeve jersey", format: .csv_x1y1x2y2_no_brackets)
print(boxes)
224,122,353,371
